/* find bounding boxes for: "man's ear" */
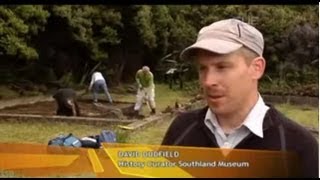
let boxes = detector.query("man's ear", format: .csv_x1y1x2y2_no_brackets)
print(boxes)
250,57,266,80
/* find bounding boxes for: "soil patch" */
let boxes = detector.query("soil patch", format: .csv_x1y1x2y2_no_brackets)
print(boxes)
0,99,136,119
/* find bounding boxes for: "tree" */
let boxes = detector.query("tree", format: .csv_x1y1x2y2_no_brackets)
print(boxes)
0,5,49,60
0,5,317,95
51,5,121,61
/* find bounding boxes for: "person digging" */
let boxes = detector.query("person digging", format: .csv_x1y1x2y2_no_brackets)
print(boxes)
133,66,157,118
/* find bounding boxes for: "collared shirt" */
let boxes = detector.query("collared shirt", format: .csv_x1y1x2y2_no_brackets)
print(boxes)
204,94,270,149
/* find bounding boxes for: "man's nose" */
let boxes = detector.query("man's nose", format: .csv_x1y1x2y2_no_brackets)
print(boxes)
202,72,218,87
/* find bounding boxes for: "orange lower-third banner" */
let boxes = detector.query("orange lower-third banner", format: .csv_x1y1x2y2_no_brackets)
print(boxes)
0,143,301,177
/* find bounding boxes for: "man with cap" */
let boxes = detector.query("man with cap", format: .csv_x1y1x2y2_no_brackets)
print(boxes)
88,71,113,104
161,19,318,177
53,88,80,116
133,66,156,116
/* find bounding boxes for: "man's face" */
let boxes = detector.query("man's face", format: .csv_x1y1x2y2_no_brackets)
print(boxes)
196,49,261,115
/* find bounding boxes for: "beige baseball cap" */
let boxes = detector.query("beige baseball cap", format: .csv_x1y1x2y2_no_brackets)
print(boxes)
180,18,264,60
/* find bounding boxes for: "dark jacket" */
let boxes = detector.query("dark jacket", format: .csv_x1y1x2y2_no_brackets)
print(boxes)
53,88,80,116
162,105,319,178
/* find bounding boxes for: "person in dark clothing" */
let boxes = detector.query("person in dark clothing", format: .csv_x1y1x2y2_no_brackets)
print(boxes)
53,88,80,116
161,19,318,178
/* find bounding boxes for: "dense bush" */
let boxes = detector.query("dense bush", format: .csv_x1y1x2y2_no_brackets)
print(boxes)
0,5,317,96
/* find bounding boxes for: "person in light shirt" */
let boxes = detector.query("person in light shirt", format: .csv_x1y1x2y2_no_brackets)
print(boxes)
88,71,113,103
161,18,318,178
133,66,156,116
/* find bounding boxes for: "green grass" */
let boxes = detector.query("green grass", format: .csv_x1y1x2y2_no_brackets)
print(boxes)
0,120,124,144
0,84,192,144
0,86,20,100
0,83,193,177
275,103,318,128
124,115,175,145
0,84,317,145
149,83,194,113
111,83,193,109
0,83,318,177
